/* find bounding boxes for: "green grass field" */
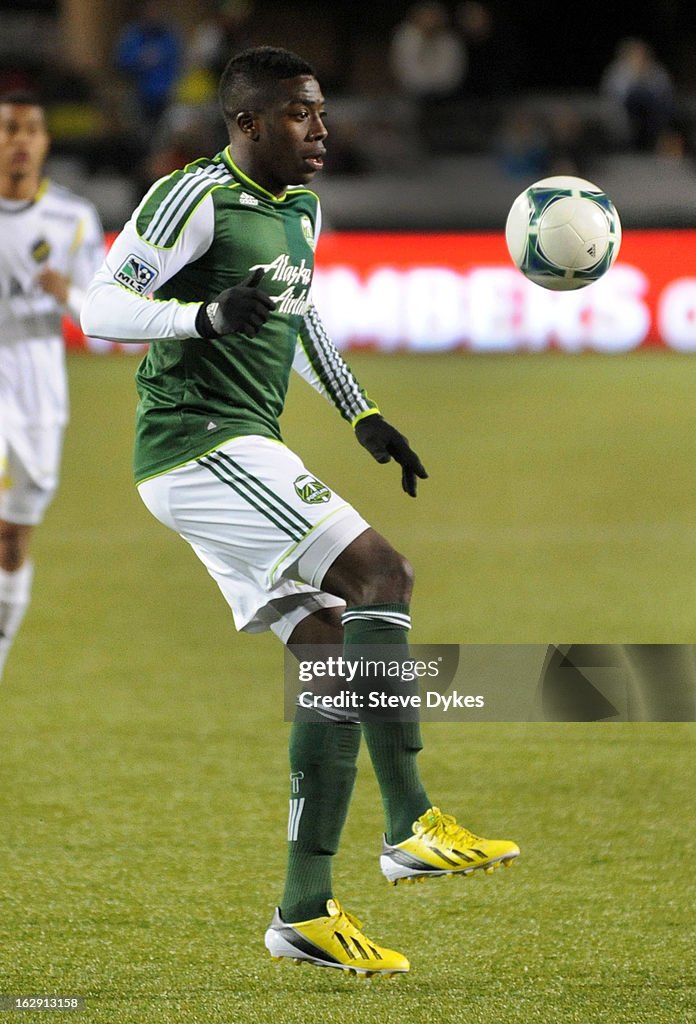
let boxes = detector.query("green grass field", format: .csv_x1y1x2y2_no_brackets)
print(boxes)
2,353,695,1022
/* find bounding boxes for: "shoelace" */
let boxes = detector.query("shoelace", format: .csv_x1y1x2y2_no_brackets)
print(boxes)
328,900,364,935
415,807,480,846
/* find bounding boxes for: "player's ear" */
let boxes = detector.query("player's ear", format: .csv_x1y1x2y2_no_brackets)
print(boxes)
236,110,260,141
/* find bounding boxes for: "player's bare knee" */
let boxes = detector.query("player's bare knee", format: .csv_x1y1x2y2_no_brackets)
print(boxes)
354,547,413,605
0,522,31,572
0,541,24,572
383,550,414,603
323,530,414,606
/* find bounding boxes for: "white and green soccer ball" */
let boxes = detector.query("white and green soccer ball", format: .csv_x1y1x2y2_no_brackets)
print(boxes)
505,175,622,290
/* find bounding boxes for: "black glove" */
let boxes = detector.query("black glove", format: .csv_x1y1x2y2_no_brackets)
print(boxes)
195,267,275,339
355,414,428,497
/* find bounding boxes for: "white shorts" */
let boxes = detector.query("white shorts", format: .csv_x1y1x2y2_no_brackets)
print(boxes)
0,427,63,525
137,436,370,644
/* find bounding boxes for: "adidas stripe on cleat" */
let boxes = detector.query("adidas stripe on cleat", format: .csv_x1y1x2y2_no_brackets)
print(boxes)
380,806,520,884
264,898,409,976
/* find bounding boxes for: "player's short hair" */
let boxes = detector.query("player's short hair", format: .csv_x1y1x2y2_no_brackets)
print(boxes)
0,90,45,108
219,46,315,126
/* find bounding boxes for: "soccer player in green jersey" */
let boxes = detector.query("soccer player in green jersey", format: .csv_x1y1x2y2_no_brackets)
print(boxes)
82,46,519,976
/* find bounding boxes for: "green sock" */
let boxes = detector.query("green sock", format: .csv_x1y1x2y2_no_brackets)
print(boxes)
342,603,431,845
280,714,360,922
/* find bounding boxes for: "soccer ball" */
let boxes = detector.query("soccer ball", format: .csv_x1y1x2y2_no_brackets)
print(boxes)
505,175,622,291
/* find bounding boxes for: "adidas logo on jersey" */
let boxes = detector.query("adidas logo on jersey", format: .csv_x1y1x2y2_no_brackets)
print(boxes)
239,192,259,207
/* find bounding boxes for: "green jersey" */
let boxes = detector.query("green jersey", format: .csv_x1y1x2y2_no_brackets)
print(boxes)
83,149,376,482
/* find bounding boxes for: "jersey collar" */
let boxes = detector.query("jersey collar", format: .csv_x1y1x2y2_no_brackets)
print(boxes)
221,148,287,203
0,176,49,212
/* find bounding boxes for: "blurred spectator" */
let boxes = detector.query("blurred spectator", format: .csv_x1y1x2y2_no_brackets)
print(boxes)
0,67,40,96
162,0,254,159
85,77,149,179
390,1,466,153
600,37,676,151
144,127,211,186
321,118,372,176
454,1,512,96
114,0,182,134
655,128,687,160
545,104,590,178
142,92,225,188
496,108,549,180
43,66,101,155
390,2,466,101
496,102,598,181
185,0,254,80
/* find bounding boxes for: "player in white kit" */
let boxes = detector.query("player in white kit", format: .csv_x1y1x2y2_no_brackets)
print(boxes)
0,92,105,680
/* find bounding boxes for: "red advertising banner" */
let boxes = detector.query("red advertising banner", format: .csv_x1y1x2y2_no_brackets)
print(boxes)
67,230,696,353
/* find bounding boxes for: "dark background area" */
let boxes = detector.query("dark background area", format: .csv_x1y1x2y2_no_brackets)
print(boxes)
5,0,696,89
4,1,696,228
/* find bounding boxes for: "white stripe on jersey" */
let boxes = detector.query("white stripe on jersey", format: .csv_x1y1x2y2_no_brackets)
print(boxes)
142,165,232,247
302,305,370,420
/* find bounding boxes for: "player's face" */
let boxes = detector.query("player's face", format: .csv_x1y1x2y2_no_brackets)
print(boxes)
253,76,327,195
0,104,49,189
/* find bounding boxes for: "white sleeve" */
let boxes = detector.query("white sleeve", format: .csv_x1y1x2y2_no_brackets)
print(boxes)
292,206,327,397
292,328,330,400
293,303,378,425
65,203,107,324
80,187,215,342
291,203,376,423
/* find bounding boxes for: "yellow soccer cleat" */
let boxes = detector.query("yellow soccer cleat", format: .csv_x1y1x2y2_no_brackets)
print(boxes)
380,806,520,885
264,898,410,976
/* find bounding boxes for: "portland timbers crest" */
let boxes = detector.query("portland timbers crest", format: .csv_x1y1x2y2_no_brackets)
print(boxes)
300,214,315,251
294,474,331,504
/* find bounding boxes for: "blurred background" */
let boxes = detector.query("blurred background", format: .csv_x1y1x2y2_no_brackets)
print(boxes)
4,0,696,231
